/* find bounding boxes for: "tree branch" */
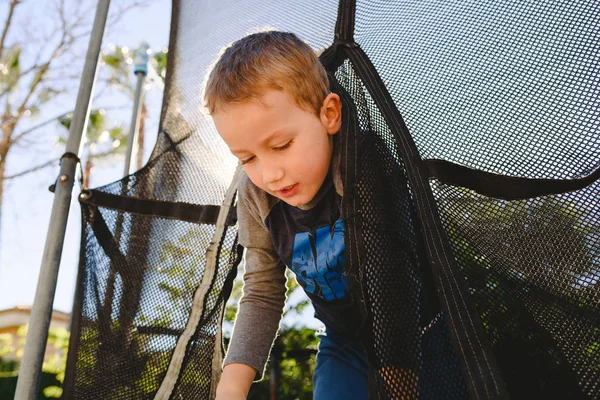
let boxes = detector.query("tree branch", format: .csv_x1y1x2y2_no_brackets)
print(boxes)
10,104,129,143
0,0,21,59
107,1,154,26
4,157,59,180
5,130,127,182
9,110,73,143
2,24,76,138
89,147,123,162
3,147,122,181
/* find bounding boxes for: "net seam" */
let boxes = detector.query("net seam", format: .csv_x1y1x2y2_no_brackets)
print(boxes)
153,165,243,400
349,46,506,399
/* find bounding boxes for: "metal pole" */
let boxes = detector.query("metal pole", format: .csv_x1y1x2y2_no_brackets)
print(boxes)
14,1,111,399
124,43,149,176
91,44,148,383
97,44,149,368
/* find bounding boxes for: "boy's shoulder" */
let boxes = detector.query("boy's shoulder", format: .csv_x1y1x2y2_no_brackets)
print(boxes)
237,172,280,223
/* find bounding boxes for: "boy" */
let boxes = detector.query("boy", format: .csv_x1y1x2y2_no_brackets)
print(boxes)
204,31,369,399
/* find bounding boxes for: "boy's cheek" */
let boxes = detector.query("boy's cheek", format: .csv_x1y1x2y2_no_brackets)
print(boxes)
243,167,264,190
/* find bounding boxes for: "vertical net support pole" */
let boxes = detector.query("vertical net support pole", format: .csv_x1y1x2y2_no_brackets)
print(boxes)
124,42,150,176
13,1,111,399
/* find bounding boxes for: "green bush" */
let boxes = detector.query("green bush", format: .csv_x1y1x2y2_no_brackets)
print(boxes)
0,370,61,400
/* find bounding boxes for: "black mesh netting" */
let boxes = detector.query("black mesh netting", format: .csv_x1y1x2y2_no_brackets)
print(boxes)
63,0,599,398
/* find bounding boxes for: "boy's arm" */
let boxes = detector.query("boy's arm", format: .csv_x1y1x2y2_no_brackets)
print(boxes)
218,174,287,394
222,246,287,375
216,248,285,398
215,363,256,399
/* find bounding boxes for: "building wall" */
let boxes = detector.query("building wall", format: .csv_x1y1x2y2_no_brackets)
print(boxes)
0,307,70,366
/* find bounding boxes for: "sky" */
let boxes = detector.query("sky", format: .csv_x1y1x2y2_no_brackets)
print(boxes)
0,0,172,312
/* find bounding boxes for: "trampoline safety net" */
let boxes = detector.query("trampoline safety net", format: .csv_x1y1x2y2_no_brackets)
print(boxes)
63,0,599,399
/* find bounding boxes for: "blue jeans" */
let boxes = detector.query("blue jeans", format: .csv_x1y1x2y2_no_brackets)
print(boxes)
313,328,369,399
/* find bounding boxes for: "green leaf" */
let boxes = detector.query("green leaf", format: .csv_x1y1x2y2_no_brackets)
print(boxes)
9,47,21,69
43,386,63,398
109,126,125,140
152,49,168,82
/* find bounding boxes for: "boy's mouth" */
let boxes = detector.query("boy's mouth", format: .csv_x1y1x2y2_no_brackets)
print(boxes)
276,183,299,198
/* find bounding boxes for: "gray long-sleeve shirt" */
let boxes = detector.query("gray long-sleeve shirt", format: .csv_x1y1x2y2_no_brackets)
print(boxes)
223,144,345,378
223,175,287,376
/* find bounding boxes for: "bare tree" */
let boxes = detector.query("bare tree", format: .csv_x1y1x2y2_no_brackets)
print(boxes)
0,0,153,249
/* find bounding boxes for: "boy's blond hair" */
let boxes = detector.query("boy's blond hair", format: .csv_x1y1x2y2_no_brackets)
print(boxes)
204,31,329,116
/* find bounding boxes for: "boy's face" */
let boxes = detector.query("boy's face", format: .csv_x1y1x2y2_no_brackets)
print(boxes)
213,89,341,207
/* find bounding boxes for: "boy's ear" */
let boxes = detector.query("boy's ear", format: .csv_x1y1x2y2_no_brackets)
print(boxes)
320,93,342,134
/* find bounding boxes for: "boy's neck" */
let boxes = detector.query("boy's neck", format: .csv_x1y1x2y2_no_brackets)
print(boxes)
296,133,343,210
296,171,334,210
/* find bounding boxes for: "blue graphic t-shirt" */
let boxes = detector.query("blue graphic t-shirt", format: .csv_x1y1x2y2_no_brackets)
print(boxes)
291,217,347,301
264,178,360,335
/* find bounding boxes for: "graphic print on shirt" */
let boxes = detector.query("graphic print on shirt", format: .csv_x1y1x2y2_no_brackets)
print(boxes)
291,218,348,301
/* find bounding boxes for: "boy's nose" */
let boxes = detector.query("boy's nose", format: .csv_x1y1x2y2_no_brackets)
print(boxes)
261,162,284,186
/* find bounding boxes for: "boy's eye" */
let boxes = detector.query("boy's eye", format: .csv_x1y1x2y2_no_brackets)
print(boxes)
273,140,293,151
240,155,256,165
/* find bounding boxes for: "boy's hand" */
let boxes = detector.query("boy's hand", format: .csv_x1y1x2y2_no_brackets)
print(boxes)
215,363,257,400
